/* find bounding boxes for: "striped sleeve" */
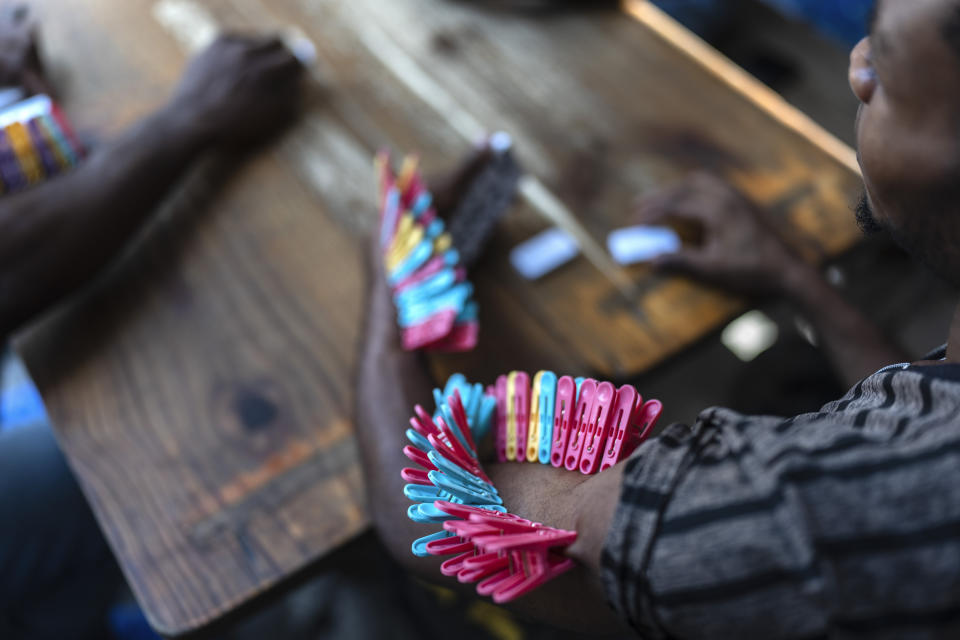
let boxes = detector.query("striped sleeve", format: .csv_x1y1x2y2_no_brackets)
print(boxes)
602,368,960,639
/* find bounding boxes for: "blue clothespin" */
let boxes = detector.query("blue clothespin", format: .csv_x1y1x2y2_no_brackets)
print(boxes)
440,248,460,267
389,220,443,284
411,191,432,219
444,374,467,395
455,301,479,323
389,241,434,285
428,470,501,505
404,484,448,504
406,428,433,453
397,283,473,328
433,389,473,454
476,395,497,441
408,503,455,524
466,383,484,430
575,377,585,403
412,530,451,557
427,451,496,494
394,268,457,309
410,502,505,524
538,371,558,464
380,187,401,249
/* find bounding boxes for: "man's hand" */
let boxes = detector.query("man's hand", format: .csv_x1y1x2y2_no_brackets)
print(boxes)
168,35,304,150
0,5,51,96
637,172,806,297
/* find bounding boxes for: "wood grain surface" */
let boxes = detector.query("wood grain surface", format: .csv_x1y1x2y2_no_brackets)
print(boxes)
15,0,863,636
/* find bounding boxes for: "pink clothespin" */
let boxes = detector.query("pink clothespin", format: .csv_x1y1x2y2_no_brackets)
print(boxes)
402,309,458,351
401,467,432,486
375,149,393,207
563,379,598,471
623,399,662,458
429,416,490,483
490,551,576,604
403,445,437,471
448,390,477,455
495,375,508,462
458,552,510,583
393,256,448,294
550,376,577,467
480,529,577,554
599,386,640,473
411,406,448,446
440,551,476,577
572,381,616,474
426,321,479,352
513,372,531,463
426,535,475,556
435,501,520,523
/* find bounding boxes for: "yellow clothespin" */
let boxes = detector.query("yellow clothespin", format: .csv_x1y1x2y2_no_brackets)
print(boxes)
397,154,419,194
505,371,518,462
434,232,452,254
386,219,425,273
527,371,545,462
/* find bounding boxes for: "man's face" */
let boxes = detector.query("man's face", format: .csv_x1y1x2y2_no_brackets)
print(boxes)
851,0,960,283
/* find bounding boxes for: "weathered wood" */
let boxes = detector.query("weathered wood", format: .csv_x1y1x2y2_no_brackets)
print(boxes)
16,0,862,636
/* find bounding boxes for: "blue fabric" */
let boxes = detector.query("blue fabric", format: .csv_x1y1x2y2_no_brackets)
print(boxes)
0,421,122,639
0,347,136,639
654,0,876,45
0,347,48,431
763,0,874,45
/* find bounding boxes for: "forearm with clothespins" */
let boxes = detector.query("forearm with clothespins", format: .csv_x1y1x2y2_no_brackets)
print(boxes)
355,263,626,632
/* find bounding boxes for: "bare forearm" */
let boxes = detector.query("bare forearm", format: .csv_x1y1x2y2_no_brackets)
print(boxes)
355,280,624,630
0,104,209,337
354,275,438,563
782,262,910,388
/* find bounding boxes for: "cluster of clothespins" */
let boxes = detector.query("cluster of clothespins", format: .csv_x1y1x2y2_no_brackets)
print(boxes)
376,152,479,352
0,95,83,194
402,373,662,603
494,371,663,474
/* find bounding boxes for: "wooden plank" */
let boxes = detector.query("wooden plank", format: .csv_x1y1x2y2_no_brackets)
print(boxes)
15,0,863,636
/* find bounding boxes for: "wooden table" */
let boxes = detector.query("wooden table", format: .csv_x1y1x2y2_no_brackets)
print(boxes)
17,0,863,636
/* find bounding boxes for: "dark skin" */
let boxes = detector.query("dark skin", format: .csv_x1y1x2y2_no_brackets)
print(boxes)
634,172,910,389
357,0,960,631
0,6,51,96
0,31,304,342
356,150,627,632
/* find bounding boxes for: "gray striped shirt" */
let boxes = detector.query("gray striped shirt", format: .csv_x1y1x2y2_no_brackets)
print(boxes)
602,363,960,639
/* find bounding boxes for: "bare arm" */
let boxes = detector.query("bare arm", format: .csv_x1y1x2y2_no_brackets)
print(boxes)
638,173,909,389
355,243,627,633
778,260,909,387
0,107,206,338
0,35,303,340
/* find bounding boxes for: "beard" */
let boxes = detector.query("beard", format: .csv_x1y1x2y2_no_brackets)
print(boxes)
856,189,960,288
855,192,885,235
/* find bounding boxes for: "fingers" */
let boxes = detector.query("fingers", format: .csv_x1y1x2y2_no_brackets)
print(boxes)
635,181,692,224
256,49,305,78
635,172,745,232
651,249,712,277
21,68,52,98
247,35,287,54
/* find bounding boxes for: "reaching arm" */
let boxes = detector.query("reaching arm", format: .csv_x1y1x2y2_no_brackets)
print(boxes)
0,34,303,341
776,259,910,387
636,173,909,389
